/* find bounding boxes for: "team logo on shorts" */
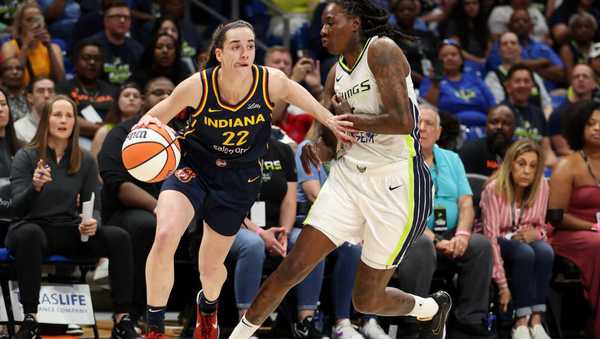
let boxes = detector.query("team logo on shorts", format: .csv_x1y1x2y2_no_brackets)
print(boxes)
174,167,196,183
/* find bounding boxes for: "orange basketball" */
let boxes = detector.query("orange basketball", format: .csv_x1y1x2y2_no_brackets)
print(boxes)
121,123,181,183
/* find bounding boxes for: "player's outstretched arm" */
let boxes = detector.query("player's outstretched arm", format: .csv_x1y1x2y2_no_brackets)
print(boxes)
341,37,415,135
134,73,204,129
267,67,354,144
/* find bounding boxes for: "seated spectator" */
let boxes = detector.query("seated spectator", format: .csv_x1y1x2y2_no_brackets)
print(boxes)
487,9,565,90
480,139,553,339
265,46,320,143
549,0,600,47
396,107,493,338
438,0,490,65
0,56,30,121
393,0,439,86
487,0,549,42
226,137,300,328
85,0,143,85
97,76,174,323
548,100,600,338
501,64,557,167
91,82,143,159
132,33,191,88
420,39,495,126
14,77,55,143
152,15,197,73
485,32,551,115
7,95,140,339
38,0,80,49
559,13,598,79
459,105,516,176
57,41,116,140
0,87,21,217
549,64,598,156
1,1,65,85
153,0,203,66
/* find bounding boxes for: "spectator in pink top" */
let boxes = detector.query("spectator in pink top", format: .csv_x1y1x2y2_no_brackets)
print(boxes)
548,100,600,338
480,139,553,339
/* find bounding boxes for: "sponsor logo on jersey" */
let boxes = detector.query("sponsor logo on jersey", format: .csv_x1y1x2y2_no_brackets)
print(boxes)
247,102,261,110
203,114,266,129
338,79,371,101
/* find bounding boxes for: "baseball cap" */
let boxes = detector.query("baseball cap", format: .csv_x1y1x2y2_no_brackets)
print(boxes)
591,42,600,59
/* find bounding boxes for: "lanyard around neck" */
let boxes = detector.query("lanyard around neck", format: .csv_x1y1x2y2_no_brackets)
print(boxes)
511,201,522,232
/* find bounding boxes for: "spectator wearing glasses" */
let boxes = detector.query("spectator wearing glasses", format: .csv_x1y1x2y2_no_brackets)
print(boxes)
57,41,116,141
396,107,494,338
85,0,143,85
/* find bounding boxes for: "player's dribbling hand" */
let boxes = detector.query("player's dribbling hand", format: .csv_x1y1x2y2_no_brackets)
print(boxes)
132,115,164,130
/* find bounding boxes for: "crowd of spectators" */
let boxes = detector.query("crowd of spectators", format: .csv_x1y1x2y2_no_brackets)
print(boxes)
0,0,598,339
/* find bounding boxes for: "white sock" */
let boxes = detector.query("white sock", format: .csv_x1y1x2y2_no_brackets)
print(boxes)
406,295,439,320
229,315,260,339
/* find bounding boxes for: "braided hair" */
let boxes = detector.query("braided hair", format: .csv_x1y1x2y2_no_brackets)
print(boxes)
204,20,255,69
331,0,414,44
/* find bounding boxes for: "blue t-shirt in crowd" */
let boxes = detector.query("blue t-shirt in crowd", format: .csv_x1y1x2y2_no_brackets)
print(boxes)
295,141,328,206
486,38,563,90
427,145,473,231
419,73,496,115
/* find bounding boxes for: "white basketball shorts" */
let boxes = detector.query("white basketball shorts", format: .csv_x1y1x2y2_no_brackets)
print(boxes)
304,156,432,270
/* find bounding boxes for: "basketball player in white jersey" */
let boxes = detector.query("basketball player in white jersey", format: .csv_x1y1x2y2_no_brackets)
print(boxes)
230,1,451,338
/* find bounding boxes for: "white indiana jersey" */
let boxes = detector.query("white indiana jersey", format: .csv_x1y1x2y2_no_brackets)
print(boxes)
334,36,421,168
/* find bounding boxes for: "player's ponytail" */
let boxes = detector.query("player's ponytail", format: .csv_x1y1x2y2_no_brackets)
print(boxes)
331,0,415,45
204,20,255,69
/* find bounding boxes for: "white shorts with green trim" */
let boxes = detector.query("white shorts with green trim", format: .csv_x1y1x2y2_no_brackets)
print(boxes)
304,156,432,270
